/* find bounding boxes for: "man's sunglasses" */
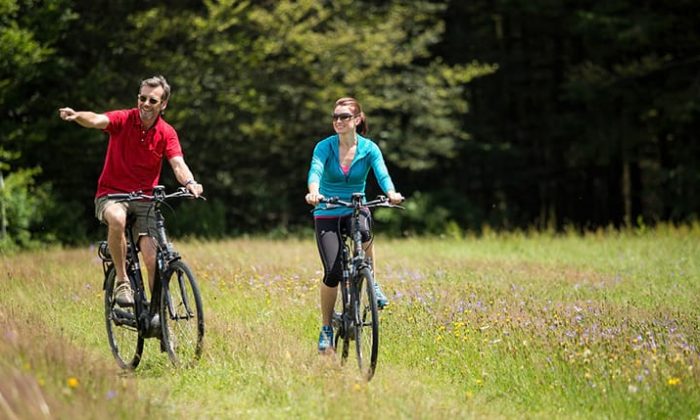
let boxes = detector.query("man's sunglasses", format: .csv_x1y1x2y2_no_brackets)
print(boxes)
137,95,161,105
332,113,357,122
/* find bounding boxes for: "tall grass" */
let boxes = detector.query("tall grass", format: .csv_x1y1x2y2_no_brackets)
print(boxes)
1,226,698,418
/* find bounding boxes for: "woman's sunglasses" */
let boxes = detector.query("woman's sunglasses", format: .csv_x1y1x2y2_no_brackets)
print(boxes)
137,95,161,105
332,113,357,122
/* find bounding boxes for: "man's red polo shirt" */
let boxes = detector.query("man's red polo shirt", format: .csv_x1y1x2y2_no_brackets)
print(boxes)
95,108,183,198
95,108,182,197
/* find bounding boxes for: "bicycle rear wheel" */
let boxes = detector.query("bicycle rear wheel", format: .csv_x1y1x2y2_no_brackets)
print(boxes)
160,260,204,367
354,267,379,380
104,267,144,369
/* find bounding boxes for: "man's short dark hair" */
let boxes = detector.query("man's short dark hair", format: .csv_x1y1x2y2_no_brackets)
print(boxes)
140,75,171,102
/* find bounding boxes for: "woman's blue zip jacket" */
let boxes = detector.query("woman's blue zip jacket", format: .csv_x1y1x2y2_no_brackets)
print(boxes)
307,134,395,217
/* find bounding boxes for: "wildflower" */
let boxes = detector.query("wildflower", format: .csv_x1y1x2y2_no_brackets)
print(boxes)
67,377,79,388
667,377,681,386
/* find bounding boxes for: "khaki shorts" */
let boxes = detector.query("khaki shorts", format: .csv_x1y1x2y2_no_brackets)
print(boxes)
95,196,157,237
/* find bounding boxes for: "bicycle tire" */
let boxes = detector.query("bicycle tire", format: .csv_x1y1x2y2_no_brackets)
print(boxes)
160,260,204,367
333,283,350,362
354,266,379,380
104,266,144,369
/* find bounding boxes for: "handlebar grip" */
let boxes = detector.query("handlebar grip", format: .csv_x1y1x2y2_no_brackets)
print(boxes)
319,196,339,204
106,193,135,200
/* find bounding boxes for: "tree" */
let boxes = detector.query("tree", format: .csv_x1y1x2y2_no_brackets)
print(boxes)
126,0,494,233
0,0,75,249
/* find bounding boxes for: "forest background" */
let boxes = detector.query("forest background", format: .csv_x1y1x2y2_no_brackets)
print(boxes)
2,0,699,249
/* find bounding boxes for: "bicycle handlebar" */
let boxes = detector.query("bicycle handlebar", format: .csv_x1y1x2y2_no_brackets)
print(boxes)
107,187,206,203
319,195,404,210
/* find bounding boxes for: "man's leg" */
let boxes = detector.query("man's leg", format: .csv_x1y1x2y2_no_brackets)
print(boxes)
102,203,134,306
138,235,157,294
138,235,160,336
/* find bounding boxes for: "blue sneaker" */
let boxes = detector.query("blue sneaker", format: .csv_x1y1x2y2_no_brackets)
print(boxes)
374,282,389,309
318,325,333,352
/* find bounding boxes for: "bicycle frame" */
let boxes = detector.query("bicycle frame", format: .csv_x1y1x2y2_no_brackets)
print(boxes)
340,194,373,331
148,188,200,327
102,186,190,337
101,215,161,338
150,186,180,264
319,192,404,378
101,185,206,369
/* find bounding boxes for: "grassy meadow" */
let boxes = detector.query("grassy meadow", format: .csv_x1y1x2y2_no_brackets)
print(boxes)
1,225,699,418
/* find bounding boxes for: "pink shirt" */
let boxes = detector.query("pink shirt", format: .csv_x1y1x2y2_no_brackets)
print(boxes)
96,109,183,197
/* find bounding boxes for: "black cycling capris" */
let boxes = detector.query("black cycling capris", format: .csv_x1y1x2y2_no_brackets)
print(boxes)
314,210,372,287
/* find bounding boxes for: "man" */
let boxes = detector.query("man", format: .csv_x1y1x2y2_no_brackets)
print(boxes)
59,75,203,307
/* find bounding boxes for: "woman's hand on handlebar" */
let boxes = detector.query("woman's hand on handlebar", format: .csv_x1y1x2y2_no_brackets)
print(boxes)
305,192,325,206
387,191,404,205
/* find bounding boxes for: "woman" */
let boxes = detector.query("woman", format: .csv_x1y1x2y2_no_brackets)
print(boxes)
305,97,403,353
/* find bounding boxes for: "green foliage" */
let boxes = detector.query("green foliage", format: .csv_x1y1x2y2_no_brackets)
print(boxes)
124,0,495,233
375,190,453,236
0,168,53,251
1,0,699,246
374,190,484,237
0,0,50,105
165,197,228,239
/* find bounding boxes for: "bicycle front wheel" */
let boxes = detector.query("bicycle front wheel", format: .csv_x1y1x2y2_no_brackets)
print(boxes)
104,267,144,369
354,267,379,380
333,282,350,362
160,260,204,367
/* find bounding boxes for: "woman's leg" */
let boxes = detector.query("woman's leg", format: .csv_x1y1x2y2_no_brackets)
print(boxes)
358,211,389,308
320,283,337,326
314,218,344,351
363,240,375,272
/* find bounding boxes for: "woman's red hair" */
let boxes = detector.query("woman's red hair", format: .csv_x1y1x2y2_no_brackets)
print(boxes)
335,97,368,136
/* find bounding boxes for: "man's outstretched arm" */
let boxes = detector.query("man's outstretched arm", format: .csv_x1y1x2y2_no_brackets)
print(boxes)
58,107,109,129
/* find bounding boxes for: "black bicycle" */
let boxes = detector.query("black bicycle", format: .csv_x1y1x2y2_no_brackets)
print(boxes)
319,193,403,380
98,186,205,369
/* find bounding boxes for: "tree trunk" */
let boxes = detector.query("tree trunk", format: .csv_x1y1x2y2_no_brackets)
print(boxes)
622,160,632,228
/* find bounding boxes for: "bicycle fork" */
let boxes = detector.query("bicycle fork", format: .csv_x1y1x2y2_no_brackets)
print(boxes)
334,244,357,341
